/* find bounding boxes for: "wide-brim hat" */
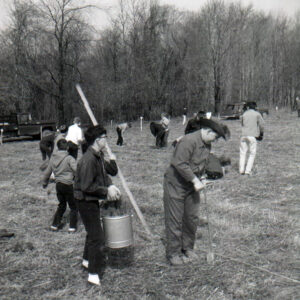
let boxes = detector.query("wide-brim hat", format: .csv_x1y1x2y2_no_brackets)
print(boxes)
198,118,230,140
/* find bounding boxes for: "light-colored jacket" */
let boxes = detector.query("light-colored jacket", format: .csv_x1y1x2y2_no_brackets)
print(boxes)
43,151,77,186
241,109,264,137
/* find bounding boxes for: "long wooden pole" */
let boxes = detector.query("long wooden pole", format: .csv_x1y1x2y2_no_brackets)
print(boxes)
76,84,153,239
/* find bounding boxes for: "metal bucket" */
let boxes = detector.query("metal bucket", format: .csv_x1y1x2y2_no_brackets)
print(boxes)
102,214,133,249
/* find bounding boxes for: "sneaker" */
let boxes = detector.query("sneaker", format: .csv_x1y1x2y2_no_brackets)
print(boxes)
88,273,100,286
244,172,252,176
68,228,76,233
82,259,89,269
50,225,58,231
169,255,184,266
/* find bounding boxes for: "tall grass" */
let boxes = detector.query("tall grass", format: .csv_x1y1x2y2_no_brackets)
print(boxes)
0,111,299,299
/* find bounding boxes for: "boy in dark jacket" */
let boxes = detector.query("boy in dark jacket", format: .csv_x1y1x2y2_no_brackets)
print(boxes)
42,139,77,232
74,125,121,286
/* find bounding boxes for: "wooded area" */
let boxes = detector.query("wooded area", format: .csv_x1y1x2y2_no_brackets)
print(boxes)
0,0,300,125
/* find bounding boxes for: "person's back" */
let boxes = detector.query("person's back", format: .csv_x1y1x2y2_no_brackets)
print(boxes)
117,122,129,132
185,111,207,135
43,141,76,186
241,109,264,138
39,131,56,162
239,102,264,175
48,151,76,185
40,131,56,144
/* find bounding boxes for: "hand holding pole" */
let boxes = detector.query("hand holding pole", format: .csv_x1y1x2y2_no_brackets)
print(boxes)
76,84,153,239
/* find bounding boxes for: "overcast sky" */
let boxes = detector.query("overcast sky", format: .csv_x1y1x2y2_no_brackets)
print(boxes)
0,0,299,31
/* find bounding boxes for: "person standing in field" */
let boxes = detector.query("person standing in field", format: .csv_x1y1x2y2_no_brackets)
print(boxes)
39,131,56,162
163,119,229,266
239,101,264,176
116,122,132,146
74,125,121,286
39,125,68,173
66,117,84,159
42,139,78,232
295,96,300,117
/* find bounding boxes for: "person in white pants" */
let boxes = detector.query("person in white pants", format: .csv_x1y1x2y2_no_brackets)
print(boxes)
239,102,264,175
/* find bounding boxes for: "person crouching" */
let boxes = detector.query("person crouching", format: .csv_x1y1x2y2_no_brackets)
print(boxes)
74,125,121,286
116,122,132,146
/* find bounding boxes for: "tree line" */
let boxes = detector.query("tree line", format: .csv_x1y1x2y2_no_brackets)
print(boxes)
0,0,300,125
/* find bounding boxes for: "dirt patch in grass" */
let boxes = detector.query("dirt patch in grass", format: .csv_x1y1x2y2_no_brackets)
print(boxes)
0,112,299,299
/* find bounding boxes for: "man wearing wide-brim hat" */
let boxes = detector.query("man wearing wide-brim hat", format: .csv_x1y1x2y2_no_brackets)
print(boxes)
163,118,229,266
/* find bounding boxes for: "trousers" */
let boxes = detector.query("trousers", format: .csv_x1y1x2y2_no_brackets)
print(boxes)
163,176,200,259
239,136,257,174
78,200,106,275
116,127,123,146
53,182,78,229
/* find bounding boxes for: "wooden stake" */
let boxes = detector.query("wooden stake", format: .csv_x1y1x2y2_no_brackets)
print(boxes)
76,84,153,239
0,129,3,145
140,116,143,131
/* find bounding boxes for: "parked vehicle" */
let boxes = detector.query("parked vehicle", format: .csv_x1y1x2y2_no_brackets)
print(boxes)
220,102,269,120
0,113,56,142
220,103,245,119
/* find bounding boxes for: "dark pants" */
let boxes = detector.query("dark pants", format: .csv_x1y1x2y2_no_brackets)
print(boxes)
53,182,78,229
298,109,300,117
163,176,200,259
116,127,123,146
40,143,53,161
150,122,168,148
67,141,78,159
157,130,169,147
78,200,106,275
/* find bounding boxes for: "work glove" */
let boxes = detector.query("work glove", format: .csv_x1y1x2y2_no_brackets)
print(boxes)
107,185,121,201
191,177,206,192
42,184,48,189
256,132,263,141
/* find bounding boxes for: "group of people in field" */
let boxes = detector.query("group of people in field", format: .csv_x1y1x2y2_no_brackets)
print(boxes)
39,101,264,286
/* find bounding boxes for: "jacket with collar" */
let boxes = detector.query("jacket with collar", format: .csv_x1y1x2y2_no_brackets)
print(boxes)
74,147,118,201
165,130,211,188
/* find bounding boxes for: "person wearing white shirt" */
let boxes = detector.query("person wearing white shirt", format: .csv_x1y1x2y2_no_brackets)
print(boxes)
66,117,84,159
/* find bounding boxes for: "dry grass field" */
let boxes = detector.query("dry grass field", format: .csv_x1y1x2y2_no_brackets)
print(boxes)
0,111,299,299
